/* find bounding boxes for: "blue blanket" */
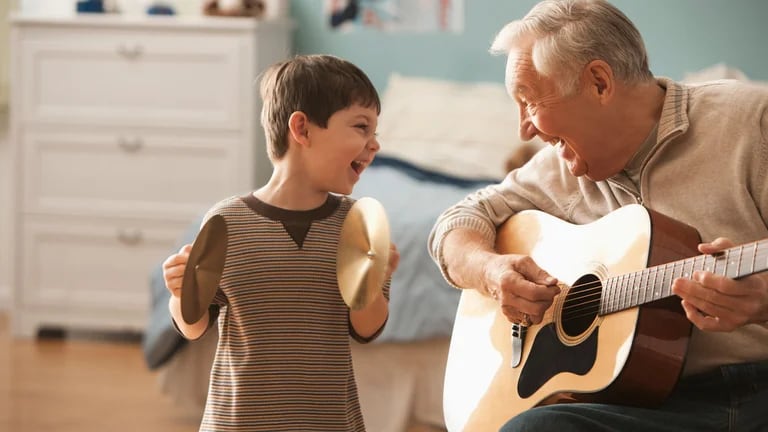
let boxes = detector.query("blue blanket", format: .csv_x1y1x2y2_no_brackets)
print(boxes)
142,156,491,369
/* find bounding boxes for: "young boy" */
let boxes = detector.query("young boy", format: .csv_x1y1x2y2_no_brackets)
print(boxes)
162,54,399,431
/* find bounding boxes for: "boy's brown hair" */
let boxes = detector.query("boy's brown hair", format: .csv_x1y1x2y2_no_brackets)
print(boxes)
259,54,381,161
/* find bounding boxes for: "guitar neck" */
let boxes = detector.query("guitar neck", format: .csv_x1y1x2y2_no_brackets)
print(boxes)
601,239,768,315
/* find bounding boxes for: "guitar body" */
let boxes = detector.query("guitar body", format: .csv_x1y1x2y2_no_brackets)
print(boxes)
443,205,700,432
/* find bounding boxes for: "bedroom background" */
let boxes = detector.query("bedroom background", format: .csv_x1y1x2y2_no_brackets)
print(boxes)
2,0,768,325
4,0,768,313
1,1,768,432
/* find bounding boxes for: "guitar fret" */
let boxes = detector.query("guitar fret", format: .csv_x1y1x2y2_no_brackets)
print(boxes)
606,278,616,315
737,244,744,277
727,248,740,279
632,271,639,309
655,265,662,301
647,267,654,304
605,278,613,315
617,274,623,311
658,265,666,300
663,262,671,298
717,252,727,277
616,274,623,311
683,257,693,279
695,254,704,274
643,267,659,303
623,273,630,310
599,279,607,315
751,241,757,275
704,254,712,273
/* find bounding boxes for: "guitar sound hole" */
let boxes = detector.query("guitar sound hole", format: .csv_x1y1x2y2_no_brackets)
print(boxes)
561,273,601,337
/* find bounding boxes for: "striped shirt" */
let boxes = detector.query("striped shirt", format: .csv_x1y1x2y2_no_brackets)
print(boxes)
195,193,388,431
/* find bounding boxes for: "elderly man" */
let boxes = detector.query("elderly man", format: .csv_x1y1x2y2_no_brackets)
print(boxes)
429,0,768,431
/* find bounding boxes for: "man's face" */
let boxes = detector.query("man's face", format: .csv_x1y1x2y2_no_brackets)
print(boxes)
505,49,609,181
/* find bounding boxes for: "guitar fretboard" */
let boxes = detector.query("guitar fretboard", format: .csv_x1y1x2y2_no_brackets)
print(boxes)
600,239,768,315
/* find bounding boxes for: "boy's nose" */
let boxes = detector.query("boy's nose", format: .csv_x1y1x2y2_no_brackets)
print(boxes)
368,137,380,152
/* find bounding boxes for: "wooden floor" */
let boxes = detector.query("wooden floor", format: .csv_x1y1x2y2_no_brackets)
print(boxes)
0,313,200,432
0,313,445,432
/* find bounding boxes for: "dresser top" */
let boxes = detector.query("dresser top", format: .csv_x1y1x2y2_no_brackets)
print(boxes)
11,12,294,32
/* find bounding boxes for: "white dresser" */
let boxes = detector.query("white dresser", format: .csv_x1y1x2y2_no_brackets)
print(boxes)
7,13,292,337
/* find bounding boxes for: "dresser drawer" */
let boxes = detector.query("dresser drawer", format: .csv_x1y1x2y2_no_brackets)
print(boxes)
22,130,249,219
18,27,249,130
19,217,190,317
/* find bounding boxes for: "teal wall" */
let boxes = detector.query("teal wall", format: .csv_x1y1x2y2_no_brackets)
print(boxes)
290,0,768,92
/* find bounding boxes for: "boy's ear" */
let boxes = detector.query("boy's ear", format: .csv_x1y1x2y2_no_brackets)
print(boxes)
288,111,311,147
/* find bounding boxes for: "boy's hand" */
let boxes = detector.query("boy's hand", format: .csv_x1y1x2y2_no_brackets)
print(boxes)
385,243,400,281
163,244,192,298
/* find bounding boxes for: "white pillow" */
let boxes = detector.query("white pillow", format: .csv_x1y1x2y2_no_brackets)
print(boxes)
682,63,750,83
376,73,542,181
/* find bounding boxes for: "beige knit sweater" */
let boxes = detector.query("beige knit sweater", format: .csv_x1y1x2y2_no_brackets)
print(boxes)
429,78,768,376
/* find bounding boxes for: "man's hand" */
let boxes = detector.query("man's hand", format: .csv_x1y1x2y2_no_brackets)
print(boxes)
672,237,768,331
484,253,560,325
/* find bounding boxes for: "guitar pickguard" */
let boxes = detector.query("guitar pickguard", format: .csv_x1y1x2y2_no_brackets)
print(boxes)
518,323,598,398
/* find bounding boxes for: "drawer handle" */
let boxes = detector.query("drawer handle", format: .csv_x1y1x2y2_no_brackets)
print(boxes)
117,229,143,245
117,43,144,60
117,137,143,153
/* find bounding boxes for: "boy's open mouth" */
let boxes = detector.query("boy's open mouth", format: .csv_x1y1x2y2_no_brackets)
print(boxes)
351,160,366,174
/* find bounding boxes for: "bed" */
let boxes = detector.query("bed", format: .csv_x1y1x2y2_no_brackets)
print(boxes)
141,73,542,432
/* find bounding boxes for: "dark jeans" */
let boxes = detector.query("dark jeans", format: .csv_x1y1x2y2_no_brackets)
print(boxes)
499,361,768,432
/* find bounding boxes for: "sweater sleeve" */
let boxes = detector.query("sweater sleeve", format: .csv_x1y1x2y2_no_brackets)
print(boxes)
758,100,768,226
427,146,575,288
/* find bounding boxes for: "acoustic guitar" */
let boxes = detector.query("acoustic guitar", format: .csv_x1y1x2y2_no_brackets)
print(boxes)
443,204,768,432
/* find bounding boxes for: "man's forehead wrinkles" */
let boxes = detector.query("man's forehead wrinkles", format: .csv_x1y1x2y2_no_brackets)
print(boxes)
506,51,540,98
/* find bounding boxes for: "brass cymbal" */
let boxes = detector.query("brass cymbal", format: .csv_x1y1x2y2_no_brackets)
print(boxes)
180,214,228,324
337,197,391,310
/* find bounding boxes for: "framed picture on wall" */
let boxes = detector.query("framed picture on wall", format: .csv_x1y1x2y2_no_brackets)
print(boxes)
326,0,464,33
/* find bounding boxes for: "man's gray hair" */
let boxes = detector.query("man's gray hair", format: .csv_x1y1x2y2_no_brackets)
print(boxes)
490,0,654,95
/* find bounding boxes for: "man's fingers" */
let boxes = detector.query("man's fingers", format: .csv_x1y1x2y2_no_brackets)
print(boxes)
697,237,735,255
514,255,558,287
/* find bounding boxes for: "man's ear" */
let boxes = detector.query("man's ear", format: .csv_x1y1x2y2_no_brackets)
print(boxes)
288,111,311,147
582,60,614,103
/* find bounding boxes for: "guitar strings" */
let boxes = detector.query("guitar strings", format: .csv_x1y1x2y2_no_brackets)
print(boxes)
548,247,768,324
556,247,768,304
559,250,768,322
